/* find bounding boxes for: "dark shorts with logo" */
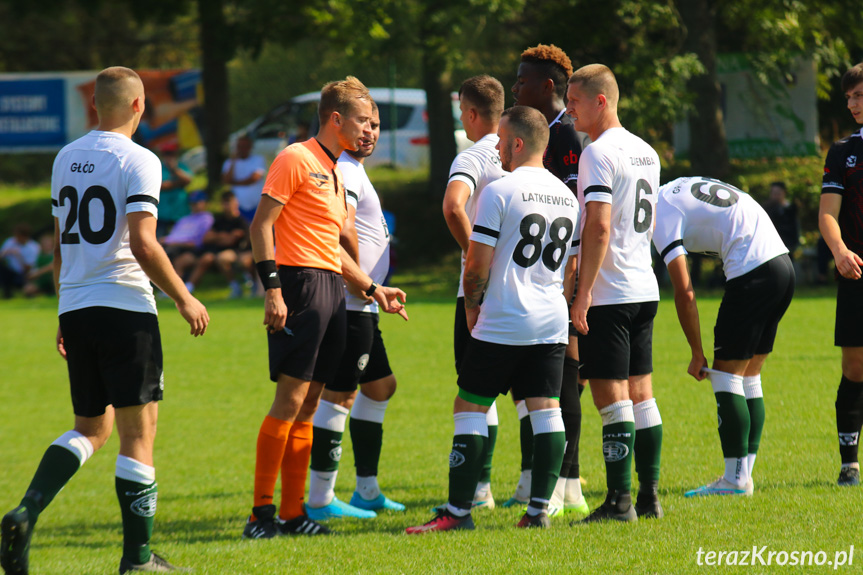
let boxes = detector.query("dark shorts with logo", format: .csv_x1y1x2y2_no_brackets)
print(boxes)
715,254,795,359
268,266,346,384
835,274,863,347
60,306,163,417
458,338,566,401
327,311,392,392
578,301,657,381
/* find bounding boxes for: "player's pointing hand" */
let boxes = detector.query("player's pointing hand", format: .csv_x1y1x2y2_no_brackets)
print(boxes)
375,286,409,321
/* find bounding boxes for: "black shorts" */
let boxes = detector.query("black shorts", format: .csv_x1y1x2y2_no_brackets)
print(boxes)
267,267,346,384
578,301,657,381
715,254,795,359
457,338,566,401
328,311,393,392
454,297,470,374
59,306,163,418
835,275,863,347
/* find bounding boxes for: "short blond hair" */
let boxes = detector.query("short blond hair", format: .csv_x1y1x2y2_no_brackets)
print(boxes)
569,64,619,108
318,76,371,125
94,67,142,113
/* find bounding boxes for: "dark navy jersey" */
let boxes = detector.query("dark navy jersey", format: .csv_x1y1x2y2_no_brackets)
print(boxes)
822,128,863,259
543,111,591,194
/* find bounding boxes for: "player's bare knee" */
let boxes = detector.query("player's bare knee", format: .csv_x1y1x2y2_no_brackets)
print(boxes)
321,388,357,410
361,376,396,401
842,350,863,382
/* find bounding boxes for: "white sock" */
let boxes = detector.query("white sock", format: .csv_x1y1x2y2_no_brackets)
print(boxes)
723,457,749,488
565,477,584,504
356,475,381,501
116,455,155,484
475,481,491,500
53,430,94,467
743,375,763,477
486,400,499,426
841,462,861,471
307,470,338,508
550,476,566,507
350,392,388,424
514,469,532,501
516,400,529,420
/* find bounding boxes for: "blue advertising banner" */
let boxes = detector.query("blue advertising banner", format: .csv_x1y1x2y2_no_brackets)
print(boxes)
0,79,66,148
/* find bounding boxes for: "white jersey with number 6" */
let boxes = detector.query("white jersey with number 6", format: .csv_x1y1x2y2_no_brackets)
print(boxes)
578,127,660,305
470,166,579,346
51,130,162,316
654,176,788,280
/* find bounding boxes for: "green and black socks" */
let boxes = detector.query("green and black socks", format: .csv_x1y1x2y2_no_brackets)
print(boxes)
633,398,663,487
743,374,765,475
115,455,157,566
710,370,750,486
309,400,349,508
527,408,566,516
448,412,487,515
20,430,94,523
599,400,636,493
350,391,390,501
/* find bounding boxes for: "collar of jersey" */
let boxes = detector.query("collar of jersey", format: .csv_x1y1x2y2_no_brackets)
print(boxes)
310,138,339,166
549,109,566,128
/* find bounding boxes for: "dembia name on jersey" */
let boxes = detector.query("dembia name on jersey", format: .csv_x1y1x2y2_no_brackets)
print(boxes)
521,192,574,207
70,162,96,174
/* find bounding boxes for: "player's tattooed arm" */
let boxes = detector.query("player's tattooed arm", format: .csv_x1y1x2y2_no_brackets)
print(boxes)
463,240,494,332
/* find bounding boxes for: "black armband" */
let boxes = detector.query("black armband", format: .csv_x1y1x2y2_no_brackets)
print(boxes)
256,260,281,290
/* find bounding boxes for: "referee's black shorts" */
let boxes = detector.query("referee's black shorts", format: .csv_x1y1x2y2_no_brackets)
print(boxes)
268,266,346,384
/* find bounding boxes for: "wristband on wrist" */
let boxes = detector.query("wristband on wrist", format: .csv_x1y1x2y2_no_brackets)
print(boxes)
256,260,281,290
364,282,378,297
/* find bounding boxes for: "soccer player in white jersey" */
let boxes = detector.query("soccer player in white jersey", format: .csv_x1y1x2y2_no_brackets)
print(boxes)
654,176,794,497
442,75,506,510
567,64,664,523
407,106,579,533
512,43,591,516
306,104,408,520
0,67,209,575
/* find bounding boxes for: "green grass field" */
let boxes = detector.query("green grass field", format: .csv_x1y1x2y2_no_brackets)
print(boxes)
1,292,862,574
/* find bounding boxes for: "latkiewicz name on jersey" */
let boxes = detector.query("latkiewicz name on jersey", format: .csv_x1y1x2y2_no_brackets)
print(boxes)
521,192,575,207
70,162,96,174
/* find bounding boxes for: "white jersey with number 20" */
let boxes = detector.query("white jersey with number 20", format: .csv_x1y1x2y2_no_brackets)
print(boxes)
51,130,162,316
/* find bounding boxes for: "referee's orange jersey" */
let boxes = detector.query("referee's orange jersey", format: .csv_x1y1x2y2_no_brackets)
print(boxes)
262,138,347,273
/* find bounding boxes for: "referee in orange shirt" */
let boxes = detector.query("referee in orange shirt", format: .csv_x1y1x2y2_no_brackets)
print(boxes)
244,77,407,539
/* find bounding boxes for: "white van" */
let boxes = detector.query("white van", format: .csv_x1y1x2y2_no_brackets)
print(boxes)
230,88,470,169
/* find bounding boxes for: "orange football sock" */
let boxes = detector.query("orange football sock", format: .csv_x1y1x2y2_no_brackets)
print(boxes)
279,421,314,520
253,415,292,516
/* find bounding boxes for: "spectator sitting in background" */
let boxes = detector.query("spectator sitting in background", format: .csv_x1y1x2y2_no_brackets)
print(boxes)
161,190,214,292
184,191,256,297
23,232,55,297
0,224,40,299
764,181,800,259
222,134,266,224
157,141,194,237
